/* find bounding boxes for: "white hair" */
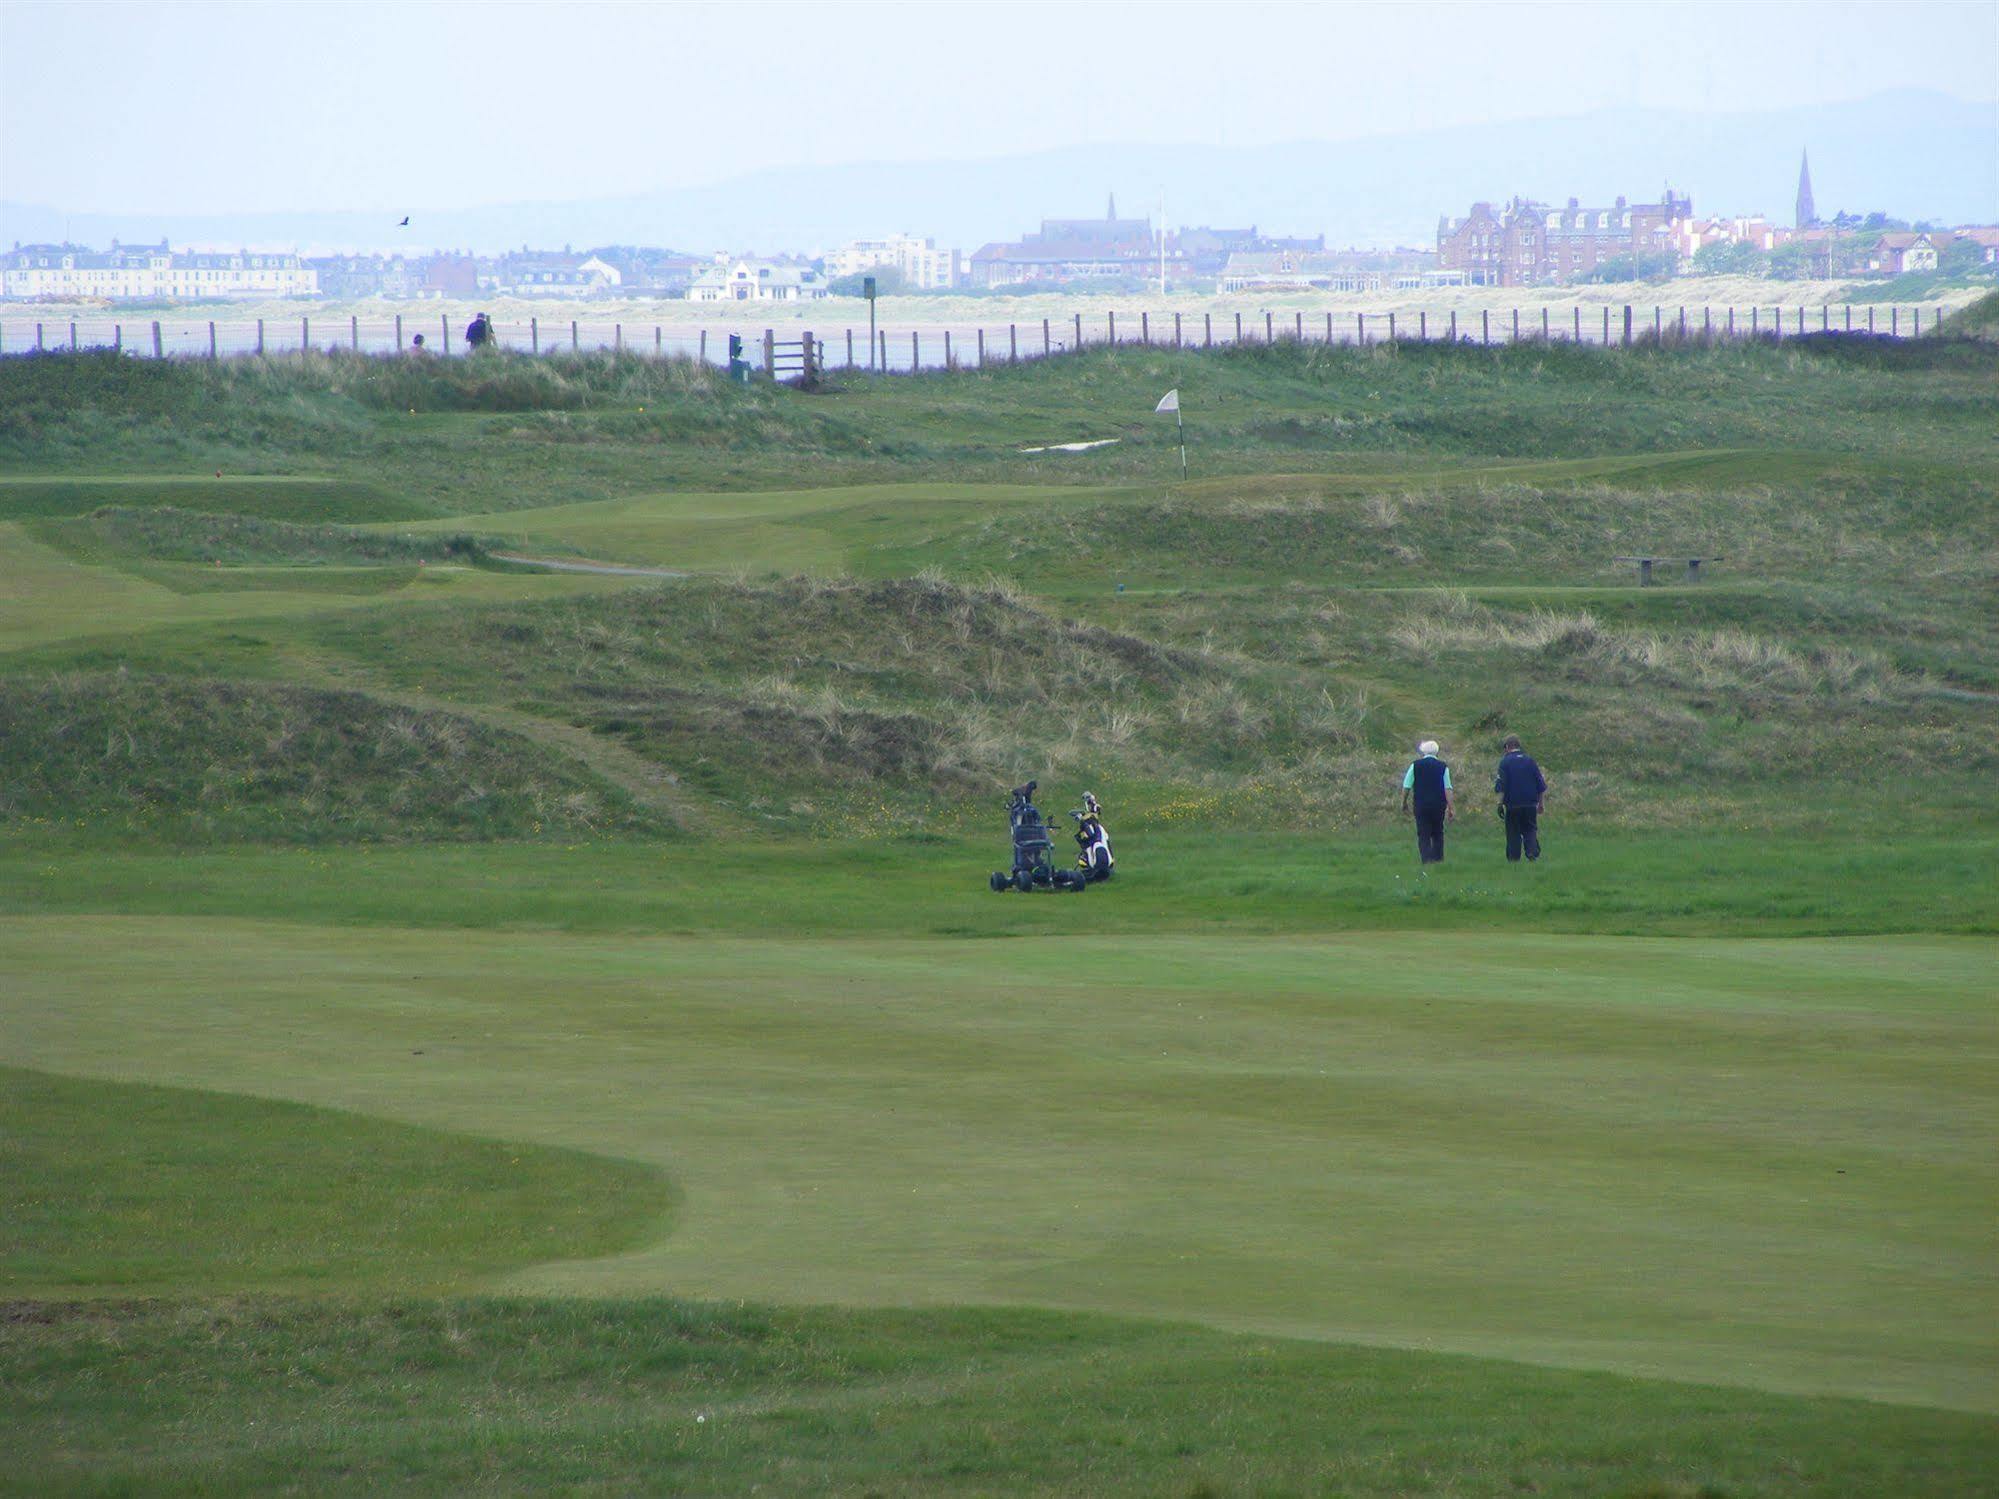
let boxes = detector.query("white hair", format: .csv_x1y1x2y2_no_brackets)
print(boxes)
1418,740,1440,756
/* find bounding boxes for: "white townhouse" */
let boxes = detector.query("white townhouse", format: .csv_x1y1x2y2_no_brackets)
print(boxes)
2,241,317,300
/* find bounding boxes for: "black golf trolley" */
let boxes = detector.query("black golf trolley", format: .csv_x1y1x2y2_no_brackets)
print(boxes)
989,782,1087,893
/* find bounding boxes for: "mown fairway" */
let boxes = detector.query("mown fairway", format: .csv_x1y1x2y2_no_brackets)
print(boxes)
3,320,1996,1493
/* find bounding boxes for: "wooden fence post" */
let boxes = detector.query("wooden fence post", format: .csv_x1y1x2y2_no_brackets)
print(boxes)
114,325,122,353
698,329,706,362
1108,310,1116,344
1574,306,1582,340
1357,312,1366,345
847,328,854,366
879,330,887,369
1204,312,1212,348
945,329,954,369
1173,313,1181,347
1891,307,1898,336
1622,306,1632,345
1011,323,1019,362
443,314,452,352
302,316,309,350
1075,312,1083,350
1677,307,1685,338
151,321,162,358
1541,307,1549,339
910,330,918,370
396,313,404,350
1234,312,1243,343
35,322,43,352
1751,306,1759,334
1821,305,1829,332
257,318,265,355
569,319,578,352
654,325,662,355
1796,306,1803,336
1043,318,1051,355
1325,311,1333,342
1141,311,1149,344
766,329,776,375
1602,305,1610,343
1265,310,1274,342
1449,310,1458,340
976,328,984,365
1845,305,1852,331
528,317,537,353
614,324,622,352
1389,311,1397,342
1727,306,1735,335
351,315,359,351
1914,307,1922,337
1512,308,1520,341
1294,311,1303,340
1653,306,1661,338
1482,309,1489,345
1420,310,1428,340
1703,306,1710,336
69,320,77,351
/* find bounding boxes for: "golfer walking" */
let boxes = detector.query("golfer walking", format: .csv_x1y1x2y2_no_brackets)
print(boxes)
1493,735,1548,862
1401,739,1454,865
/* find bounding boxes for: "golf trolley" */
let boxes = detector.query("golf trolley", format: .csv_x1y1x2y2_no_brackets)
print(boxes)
989,782,1086,893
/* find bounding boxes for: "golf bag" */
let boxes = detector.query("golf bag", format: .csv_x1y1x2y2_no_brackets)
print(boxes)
989,781,1085,892
1070,792,1114,882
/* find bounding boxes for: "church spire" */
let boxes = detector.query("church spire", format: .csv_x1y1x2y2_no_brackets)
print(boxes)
1796,149,1816,229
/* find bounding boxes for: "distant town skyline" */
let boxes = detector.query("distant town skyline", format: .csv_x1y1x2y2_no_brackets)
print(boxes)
4,0,1995,224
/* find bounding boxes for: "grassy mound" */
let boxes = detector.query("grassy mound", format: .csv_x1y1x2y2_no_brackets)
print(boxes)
313,574,1284,818
1940,287,1999,339
1,1066,668,1295
7,1297,1995,1497
37,506,488,567
913,468,1995,588
0,473,420,523
0,673,662,841
298,564,1992,832
6,339,1995,504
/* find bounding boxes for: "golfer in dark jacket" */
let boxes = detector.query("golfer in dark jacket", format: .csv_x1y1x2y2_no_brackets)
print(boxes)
1493,735,1548,862
1401,739,1454,864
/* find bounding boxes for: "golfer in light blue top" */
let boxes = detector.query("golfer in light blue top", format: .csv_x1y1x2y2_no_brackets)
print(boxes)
1401,739,1454,864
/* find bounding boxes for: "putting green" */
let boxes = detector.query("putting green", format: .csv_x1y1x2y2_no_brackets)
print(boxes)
5,915,1991,1413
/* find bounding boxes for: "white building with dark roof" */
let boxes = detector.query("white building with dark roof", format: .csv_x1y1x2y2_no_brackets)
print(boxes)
684,259,828,302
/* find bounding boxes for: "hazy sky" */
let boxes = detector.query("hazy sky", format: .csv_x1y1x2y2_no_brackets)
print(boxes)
4,0,1995,214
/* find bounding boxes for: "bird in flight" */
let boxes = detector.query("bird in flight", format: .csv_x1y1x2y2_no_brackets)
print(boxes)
398,216,410,227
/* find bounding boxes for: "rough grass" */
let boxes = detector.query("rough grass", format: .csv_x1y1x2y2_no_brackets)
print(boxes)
281,567,1994,834
35,506,490,567
7,1297,1996,1498
0,672,663,842
5,337,1995,507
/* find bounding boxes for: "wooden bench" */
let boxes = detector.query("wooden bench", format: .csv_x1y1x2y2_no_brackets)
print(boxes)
1613,555,1722,585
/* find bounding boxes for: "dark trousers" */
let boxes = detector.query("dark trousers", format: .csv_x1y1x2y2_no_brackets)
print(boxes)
1504,806,1541,862
1414,806,1446,864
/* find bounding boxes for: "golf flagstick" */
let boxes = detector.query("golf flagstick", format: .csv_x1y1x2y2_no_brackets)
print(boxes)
1155,388,1186,479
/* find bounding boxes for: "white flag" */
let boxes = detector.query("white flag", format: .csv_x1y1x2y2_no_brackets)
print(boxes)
1154,388,1180,414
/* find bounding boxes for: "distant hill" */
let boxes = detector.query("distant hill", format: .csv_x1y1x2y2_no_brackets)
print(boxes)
4,89,1993,256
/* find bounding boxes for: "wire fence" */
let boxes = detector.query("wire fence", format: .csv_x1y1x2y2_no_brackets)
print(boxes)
0,301,1951,375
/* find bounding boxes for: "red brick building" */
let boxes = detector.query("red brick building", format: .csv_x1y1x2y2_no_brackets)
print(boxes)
1439,192,1694,286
